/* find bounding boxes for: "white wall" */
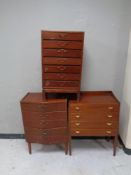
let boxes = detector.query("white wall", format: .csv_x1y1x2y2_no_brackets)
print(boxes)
120,29,131,148
0,0,130,133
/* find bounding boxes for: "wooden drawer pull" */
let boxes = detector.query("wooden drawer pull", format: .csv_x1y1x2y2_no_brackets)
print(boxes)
75,115,80,118
108,106,113,110
75,131,80,134
75,123,80,126
75,106,80,110
106,123,112,126
106,131,111,134
108,115,113,118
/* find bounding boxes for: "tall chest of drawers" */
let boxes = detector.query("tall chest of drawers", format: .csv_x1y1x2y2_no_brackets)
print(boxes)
41,30,84,100
20,93,68,154
69,91,120,156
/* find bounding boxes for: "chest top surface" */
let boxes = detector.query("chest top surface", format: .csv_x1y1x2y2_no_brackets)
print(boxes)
21,93,67,104
70,91,120,105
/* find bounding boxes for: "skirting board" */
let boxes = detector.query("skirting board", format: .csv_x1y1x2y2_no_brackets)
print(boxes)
0,134,131,155
0,134,25,139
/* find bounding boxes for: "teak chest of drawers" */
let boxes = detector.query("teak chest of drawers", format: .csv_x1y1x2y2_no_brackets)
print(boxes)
41,30,84,100
20,93,68,154
69,91,120,156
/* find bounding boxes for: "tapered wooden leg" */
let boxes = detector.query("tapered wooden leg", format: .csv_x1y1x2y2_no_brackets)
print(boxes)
77,93,80,101
28,142,32,154
42,91,47,100
64,142,68,155
105,136,111,142
113,135,118,156
69,137,72,156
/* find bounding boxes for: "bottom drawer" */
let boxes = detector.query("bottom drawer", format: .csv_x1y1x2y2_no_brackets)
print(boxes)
44,80,79,88
25,127,67,136
71,129,117,136
26,135,68,144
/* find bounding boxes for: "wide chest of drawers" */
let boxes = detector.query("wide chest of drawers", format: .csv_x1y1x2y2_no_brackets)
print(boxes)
41,30,84,100
69,91,120,156
20,93,68,154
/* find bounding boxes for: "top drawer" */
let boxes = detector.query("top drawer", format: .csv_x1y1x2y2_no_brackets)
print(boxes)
21,102,66,112
69,104,119,113
42,31,84,41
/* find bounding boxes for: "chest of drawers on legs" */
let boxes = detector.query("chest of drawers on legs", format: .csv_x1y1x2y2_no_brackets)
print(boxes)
20,93,68,154
69,91,120,156
41,30,84,100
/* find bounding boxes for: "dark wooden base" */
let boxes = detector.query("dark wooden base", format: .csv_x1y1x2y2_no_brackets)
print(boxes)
42,90,80,101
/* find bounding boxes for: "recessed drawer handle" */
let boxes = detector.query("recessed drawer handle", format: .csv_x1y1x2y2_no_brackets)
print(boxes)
57,49,67,53
75,106,80,110
106,123,112,126
42,132,47,135
59,33,67,38
59,59,67,63
75,115,80,118
38,105,45,109
40,121,48,125
75,131,80,134
106,131,111,134
108,115,113,118
108,106,113,110
45,67,48,72
75,123,80,126
60,42,69,47
57,66,66,71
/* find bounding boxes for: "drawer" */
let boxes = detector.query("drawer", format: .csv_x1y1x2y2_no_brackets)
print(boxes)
21,102,66,112
26,127,67,136
43,49,82,58
70,104,119,113
71,121,118,130
26,135,68,144
43,57,82,65
71,129,117,136
44,73,80,81
42,31,84,41
44,65,81,73
43,40,83,49
70,112,119,121
22,111,67,121
25,120,67,129
44,80,79,88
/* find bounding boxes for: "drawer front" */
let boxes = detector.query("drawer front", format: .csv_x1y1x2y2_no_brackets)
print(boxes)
70,104,119,113
21,102,66,112
43,40,83,49
43,49,82,58
43,57,82,65
42,31,84,41
71,121,118,130
22,111,67,121
26,127,67,136
71,129,117,136
44,80,79,88
26,135,68,144
44,65,81,73
25,120,67,129
44,73,81,81
70,112,119,121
